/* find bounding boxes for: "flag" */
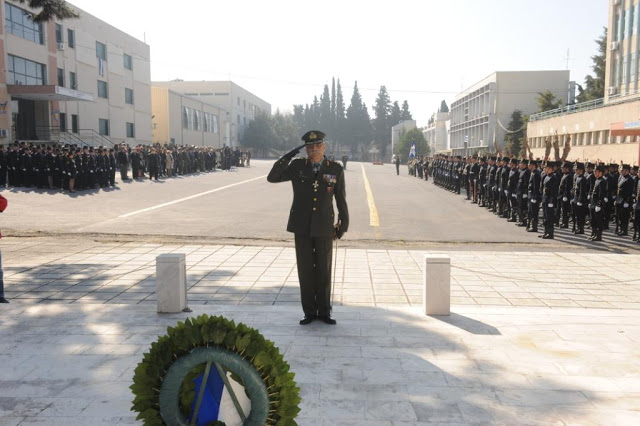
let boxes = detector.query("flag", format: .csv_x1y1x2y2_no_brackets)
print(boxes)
99,58,104,76
409,142,416,159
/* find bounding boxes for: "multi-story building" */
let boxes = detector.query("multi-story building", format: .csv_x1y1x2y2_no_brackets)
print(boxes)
527,0,640,164
450,71,572,156
151,86,228,147
0,1,152,145
151,81,270,147
423,109,450,154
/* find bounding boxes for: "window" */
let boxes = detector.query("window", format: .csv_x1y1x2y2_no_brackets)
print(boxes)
55,23,62,43
182,107,189,129
203,113,209,132
97,80,108,98
237,114,240,124
237,97,240,105
67,29,75,48
99,118,109,136
7,54,46,85
4,3,44,44
125,88,134,104
59,113,67,132
194,110,201,131
623,54,630,86
124,53,132,70
634,53,640,83
69,71,77,89
57,68,64,87
96,41,107,60
126,122,135,138
71,114,78,133
627,6,634,40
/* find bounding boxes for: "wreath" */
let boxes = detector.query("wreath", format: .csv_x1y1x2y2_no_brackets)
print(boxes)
130,314,300,425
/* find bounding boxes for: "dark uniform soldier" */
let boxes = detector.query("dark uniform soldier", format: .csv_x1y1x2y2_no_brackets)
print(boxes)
527,160,542,233
616,164,634,236
589,165,607,241
506,158,519,222
0,146,6,187
540,161,559,239
572,162,589,235
516,159,530,227
558,161,574,228
267,130,349,326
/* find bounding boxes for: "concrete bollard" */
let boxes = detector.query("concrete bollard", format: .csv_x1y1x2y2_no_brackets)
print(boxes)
156,253,188,313
423,255,451,316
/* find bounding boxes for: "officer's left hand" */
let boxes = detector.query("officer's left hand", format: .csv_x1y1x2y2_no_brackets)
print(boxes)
334,224,345,240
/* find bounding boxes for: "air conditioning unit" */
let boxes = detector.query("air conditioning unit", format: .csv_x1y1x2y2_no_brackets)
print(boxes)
0,129,8,138
58,42,65,50
609,86,618,95
611,41,619,51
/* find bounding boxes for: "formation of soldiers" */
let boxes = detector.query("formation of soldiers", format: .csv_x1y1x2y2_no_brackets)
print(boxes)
427,154,640,243
0,142,251,193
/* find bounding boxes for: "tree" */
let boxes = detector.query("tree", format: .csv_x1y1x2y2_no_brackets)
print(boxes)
18,0,78,22
292,105,305,131
576,27,607,103
401,100,413,121
373,86,392,157
334,79,346,149
389,101,401,127
345,81,372,154
504,110,527,157
319,85,332,136
272,111,300,152
395,128,429,158
241,113,278,155
536,90,562,112
439,100,449,113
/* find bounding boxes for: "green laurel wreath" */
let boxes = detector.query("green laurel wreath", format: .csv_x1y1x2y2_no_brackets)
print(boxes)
130,314,300,425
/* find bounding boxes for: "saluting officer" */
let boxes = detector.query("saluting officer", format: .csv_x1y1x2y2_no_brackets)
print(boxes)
268,130,349,326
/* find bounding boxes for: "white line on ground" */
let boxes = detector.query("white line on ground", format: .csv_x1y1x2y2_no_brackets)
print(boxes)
119,175,268,218
360,163,380,227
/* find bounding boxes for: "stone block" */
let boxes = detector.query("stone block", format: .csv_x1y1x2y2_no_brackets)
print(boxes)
156,254,187,313
423,255,450,316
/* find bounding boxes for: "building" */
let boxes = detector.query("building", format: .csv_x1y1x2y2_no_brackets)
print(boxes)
151,81,270,147
527,0,640,164
391,120,417,159
423,109,450,154
0,0,152,145
151,86,227,147
450,71,572,156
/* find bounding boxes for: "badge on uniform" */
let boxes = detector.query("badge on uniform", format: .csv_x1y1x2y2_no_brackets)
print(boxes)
323,174,336,193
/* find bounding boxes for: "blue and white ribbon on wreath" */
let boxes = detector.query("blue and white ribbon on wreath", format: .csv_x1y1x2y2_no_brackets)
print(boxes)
190,369,251,425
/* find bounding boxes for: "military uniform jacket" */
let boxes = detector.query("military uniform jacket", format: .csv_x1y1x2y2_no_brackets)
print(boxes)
590,177,606,208
518,168,530,196
616,175,633,204
507,168,519,194
559,172,573,200
542,174,559,206
528,169,541,201
573,174,589,205
268,156,349,238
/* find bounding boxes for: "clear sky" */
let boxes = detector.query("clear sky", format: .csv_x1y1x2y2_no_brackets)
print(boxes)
69,0,607,127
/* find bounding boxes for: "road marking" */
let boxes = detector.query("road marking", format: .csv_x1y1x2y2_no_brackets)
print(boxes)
360,163,380,227
119,175,268,218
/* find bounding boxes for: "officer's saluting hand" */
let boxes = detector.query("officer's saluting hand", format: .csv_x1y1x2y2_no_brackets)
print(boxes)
268,130,349,325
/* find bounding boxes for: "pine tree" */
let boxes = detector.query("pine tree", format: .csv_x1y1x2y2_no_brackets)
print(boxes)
319,85,332,141
536,91,562,112
576,27,607,103
18,0,78,22
335,79,346,150
504,109,527,157
373,86,392,157
390,101,401,127
346,81,373,154
400,100,412,121
439,100,449,113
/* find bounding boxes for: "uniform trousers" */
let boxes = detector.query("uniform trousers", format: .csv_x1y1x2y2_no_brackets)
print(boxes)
294,234,333,318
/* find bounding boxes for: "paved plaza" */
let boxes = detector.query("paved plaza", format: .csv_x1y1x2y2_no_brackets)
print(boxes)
1,236,640,424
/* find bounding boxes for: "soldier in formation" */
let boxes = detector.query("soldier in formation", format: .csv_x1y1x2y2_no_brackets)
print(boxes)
429,154,640,244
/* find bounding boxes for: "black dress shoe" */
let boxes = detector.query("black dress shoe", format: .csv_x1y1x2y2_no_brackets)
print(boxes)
299,315,316,325
0,297,9,303
319,316,337,325
542,234,554,239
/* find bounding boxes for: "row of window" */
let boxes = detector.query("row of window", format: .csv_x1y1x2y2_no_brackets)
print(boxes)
6,3,134,71
182,107,218,133
58,114,135,138
614,4,640,42
612,52,640,87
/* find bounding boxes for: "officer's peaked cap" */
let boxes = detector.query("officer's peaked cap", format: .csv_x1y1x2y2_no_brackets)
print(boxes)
301,130,326,145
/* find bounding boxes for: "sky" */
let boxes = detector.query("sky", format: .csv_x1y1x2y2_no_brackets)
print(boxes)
69,0,607,128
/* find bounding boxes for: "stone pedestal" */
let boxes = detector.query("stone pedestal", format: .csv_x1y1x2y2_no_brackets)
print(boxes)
156,253,187,313
423,255,450,316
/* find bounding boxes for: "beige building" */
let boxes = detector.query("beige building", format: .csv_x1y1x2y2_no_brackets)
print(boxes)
0,1,152,145
451,71,572,156
423,110,450,154
527,0,640,165
151,86,227,147
151,81,270,147
391,120,416,158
